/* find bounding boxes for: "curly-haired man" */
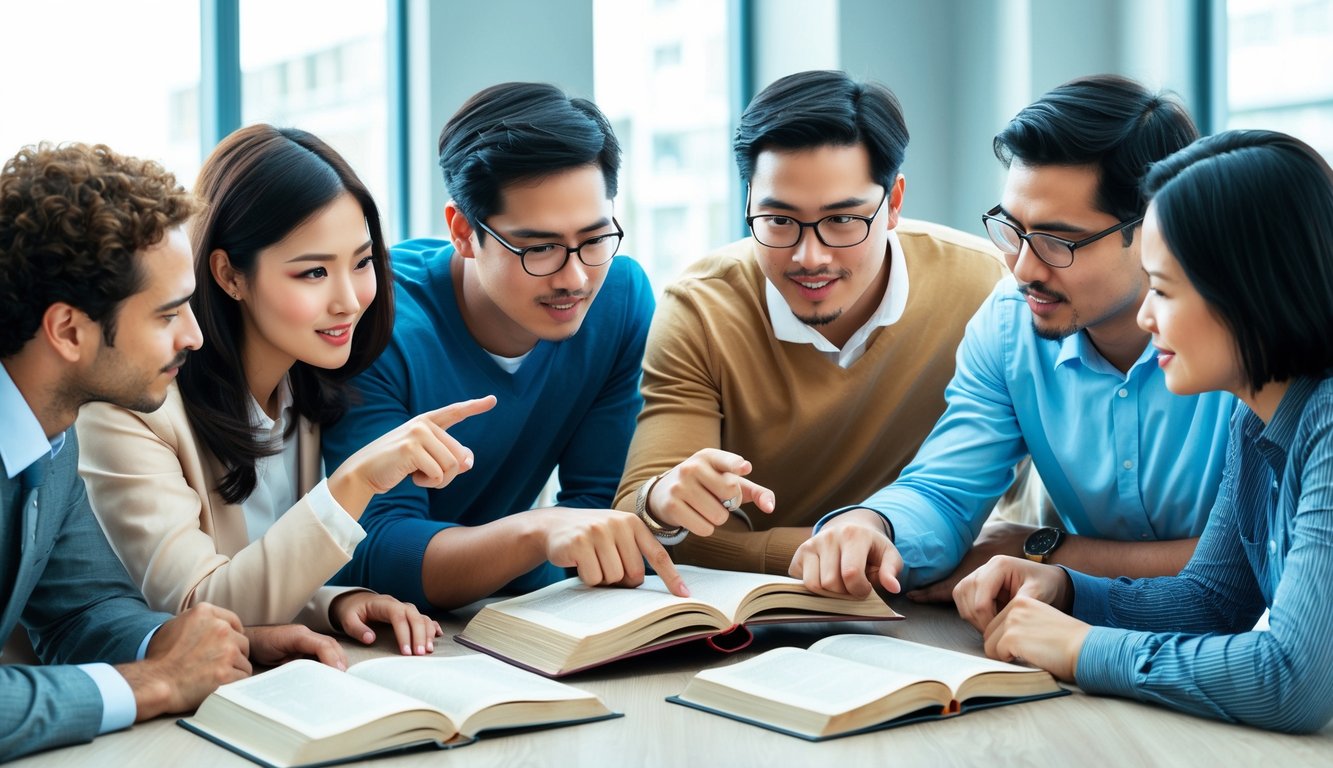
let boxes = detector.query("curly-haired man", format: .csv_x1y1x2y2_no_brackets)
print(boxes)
0,143,341,761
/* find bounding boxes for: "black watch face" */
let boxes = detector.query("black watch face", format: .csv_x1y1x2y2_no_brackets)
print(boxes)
1025,528,1060,555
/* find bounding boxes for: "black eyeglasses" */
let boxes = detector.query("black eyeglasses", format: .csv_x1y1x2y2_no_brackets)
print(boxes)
745,187,888,249
474,218,624,277
982,205,1143,269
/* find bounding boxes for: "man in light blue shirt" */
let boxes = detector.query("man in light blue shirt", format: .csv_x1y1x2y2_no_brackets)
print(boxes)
791,75,1234,597
0,142,341,761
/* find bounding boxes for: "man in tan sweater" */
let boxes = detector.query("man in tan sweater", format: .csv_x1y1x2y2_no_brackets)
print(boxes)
613,70,1004,574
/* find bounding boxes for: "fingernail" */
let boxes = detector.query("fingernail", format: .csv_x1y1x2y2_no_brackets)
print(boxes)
416,645,425,655
463,453,474,468
402,644,411,655
363,631,374,643
679,584,691,597
427,642,435,652
337,661,347,671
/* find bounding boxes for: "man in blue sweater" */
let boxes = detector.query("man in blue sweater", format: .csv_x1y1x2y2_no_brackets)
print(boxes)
323,83,686,610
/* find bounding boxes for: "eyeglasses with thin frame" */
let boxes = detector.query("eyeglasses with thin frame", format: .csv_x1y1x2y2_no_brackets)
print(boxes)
981,205,1144,269
745,187,888,249
473,217,625,277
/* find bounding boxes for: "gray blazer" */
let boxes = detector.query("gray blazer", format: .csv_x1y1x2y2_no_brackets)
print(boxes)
0,429,169,762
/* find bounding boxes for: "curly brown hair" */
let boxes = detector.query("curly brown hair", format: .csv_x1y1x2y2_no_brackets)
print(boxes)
0,142,200,358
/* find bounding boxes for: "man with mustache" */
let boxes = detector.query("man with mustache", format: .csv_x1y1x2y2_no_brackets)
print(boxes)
792,75,1235,601
1,142,341,761
613,70,1005,575
322,82,687,610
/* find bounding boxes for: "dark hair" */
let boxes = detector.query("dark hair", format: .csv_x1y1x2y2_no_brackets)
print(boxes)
438,82,620,236
0,143,198,358
733,70,909,191
1144,130,1333,392
181,124,394,504
994,74,1198,241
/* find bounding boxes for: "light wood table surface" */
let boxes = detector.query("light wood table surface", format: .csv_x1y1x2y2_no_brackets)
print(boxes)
10,596,1333,767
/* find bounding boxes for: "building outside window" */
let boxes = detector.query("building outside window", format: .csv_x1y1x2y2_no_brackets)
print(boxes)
594,0,735,292
1228,0,1333,160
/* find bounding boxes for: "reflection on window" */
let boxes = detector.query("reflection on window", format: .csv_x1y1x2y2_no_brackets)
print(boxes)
238,0,390,235
594,0,734,292
0,1,201,186
1228,0,1333,160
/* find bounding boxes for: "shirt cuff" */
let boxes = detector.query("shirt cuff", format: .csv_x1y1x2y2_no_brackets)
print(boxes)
812,505,893,538
1074,625,1146,695
307,479,368,554
1063,567,1115,624
136,625,160,660
77,663,136,734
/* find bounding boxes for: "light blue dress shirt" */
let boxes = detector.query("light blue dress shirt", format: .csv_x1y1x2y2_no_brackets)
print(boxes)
0,363,139,735
1071,376,1333,733
817,278,1235,588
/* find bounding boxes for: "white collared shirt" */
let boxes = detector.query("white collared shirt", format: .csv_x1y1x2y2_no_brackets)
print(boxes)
764,229,910,368
241,377,362,551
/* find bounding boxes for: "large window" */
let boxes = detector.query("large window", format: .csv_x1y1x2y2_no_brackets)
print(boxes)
594,0,737,292
237,0,390,225
1228,0,1333,159
0,1,201,186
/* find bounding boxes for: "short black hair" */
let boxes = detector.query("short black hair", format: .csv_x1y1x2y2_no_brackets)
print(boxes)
994,74,1198,235
733,70,908,191
437,82,620,235
1144,129,1333,392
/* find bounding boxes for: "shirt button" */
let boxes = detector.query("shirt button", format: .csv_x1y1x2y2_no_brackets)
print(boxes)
1122,460,1133,470
1118,389,1128,398
1269,540,1278,554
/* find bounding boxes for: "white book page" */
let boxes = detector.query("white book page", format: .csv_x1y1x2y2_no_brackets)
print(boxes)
693,647,927,715
349,655,591,722
212,659,432,740
490,565,780,634
811,634,1034,692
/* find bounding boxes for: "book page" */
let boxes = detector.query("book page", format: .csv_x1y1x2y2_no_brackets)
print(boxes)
693,647,932,715
671,565,806,620
811,634,1036,692
211,659,440,740
486,565,775,635
490,578,688,636
349,655,592,722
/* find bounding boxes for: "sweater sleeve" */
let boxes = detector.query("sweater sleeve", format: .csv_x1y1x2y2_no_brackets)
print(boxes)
613,278,803,573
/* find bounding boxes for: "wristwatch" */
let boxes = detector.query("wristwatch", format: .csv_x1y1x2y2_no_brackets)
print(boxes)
1023,527,1065,564
635,473,684,539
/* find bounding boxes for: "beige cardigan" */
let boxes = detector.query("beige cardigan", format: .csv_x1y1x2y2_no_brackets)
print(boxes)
76,383,362,633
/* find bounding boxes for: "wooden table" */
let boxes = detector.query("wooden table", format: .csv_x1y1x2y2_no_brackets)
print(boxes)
11,597,1333,767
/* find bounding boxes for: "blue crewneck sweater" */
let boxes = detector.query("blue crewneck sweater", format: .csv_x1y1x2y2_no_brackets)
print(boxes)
322,239,654,608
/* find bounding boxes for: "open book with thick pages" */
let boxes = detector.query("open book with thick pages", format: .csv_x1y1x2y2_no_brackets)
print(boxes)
455,564,899,677
668,633,1067,740
179,655,618,768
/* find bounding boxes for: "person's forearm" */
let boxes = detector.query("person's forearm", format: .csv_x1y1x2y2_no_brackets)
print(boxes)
1051,536,1199,578
419,512,554,609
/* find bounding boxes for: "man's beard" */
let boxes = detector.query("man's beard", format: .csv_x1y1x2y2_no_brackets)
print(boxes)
796,309,844,327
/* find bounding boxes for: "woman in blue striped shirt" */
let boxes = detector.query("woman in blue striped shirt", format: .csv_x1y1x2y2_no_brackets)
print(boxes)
952,129,1333,732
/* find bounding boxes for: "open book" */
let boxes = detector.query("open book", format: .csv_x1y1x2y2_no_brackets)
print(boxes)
179,655,617,768
455,564,899,677
668,633,1067,740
